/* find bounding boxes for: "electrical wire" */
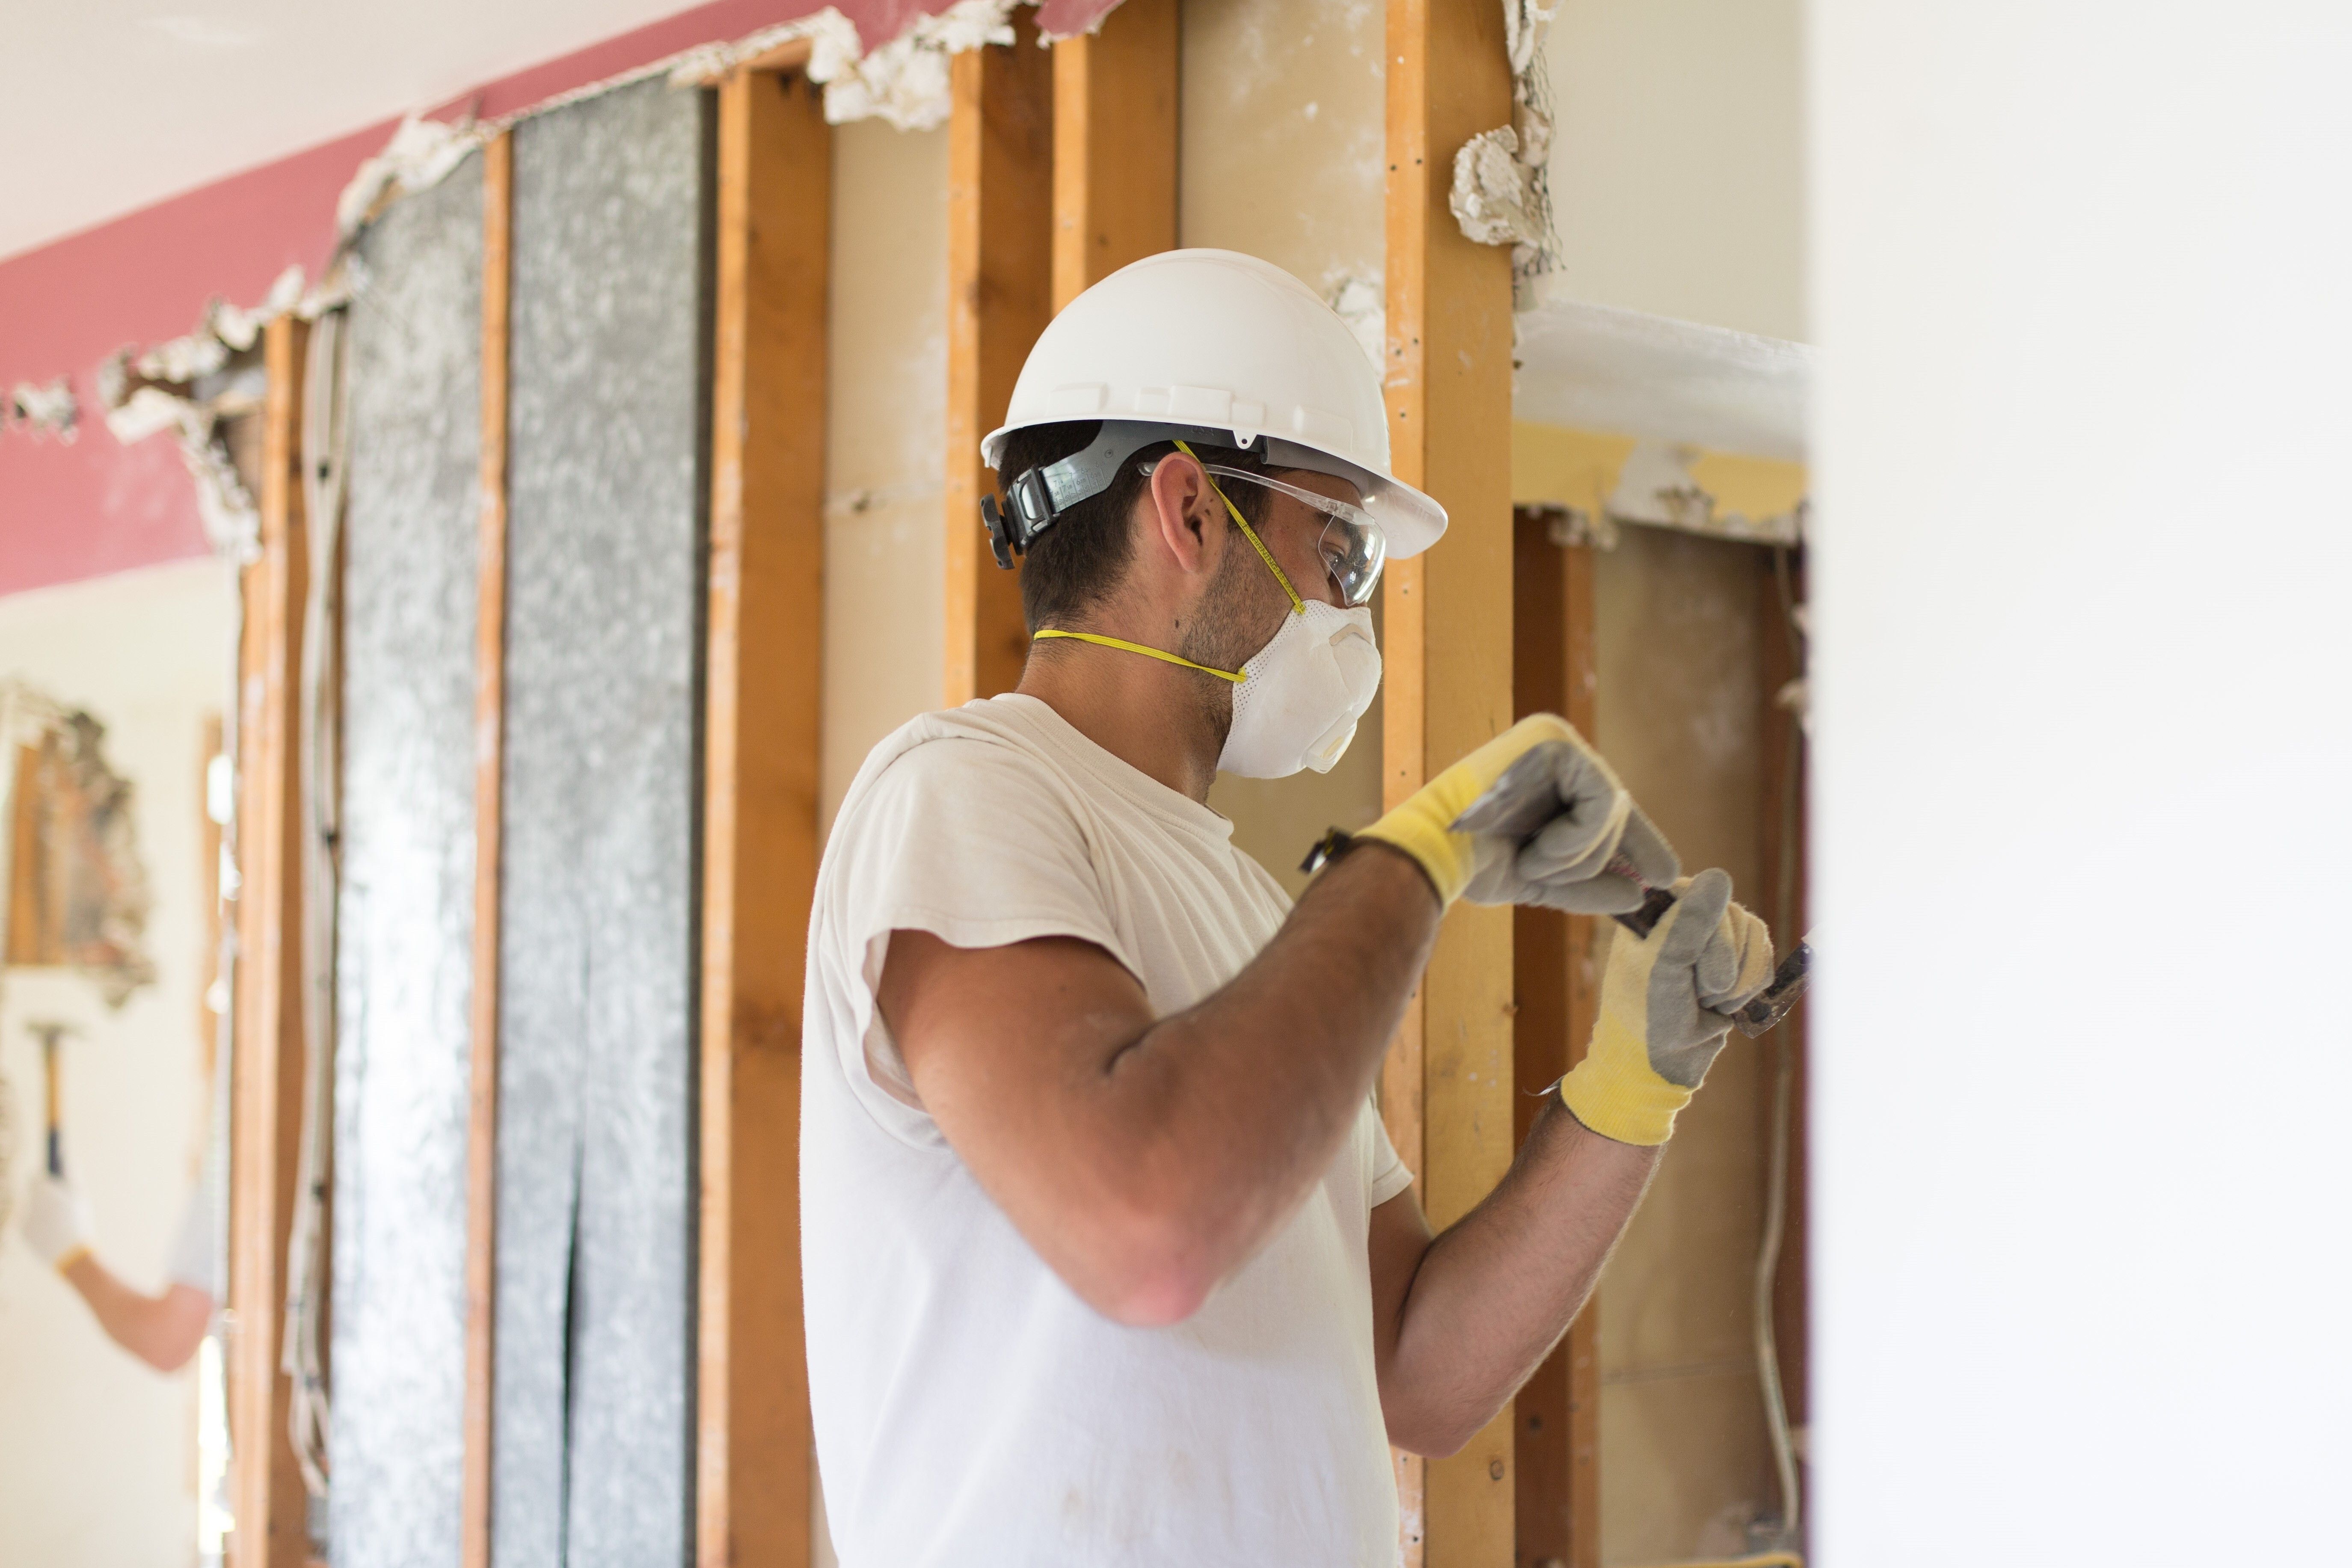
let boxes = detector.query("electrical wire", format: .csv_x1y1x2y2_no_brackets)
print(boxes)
1750,545,1806,1549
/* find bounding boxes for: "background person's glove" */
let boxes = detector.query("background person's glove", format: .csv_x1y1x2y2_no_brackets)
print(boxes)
1358,714,1677,910
1557,869,1775,1145
21,1174,93,1271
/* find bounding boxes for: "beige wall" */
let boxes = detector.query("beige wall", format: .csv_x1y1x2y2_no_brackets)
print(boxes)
1591,522,1776,1565
1542,0,1807,341
0,556,231,1568
1183,0,1389,892
821,116,952,836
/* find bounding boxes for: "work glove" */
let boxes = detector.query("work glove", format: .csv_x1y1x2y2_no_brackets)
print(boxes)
1557,869,1775,1145
20,1174,93,1271
1356,714,1678,911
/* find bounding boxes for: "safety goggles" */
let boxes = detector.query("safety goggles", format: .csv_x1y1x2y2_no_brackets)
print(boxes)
1142,456,1389,608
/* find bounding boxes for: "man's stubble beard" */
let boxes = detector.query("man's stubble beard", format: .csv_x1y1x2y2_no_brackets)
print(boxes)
1175,521,1288,756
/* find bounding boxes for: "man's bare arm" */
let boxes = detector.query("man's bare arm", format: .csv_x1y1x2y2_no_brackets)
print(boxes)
880,842,1438,1326
1367,1096,1659,1457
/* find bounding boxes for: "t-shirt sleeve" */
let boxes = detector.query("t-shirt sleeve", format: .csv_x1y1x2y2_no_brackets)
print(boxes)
1365,1097,1415,1210
166,1152,222,1298
830,734,1134,1107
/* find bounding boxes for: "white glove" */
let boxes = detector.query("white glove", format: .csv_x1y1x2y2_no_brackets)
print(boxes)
21,1175,93,1269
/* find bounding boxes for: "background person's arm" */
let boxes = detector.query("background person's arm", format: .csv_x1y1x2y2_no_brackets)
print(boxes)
59,1254,214,1373
882,840,1438,1327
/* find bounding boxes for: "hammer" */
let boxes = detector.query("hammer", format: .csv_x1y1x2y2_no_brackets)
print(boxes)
29,1020,75,1176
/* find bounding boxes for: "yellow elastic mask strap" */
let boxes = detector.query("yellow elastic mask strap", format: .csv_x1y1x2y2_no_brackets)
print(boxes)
1173,439,1305,615
1032,628,1245,683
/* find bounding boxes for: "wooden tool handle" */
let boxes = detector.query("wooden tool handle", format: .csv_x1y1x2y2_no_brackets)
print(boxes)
42,1037,62,1177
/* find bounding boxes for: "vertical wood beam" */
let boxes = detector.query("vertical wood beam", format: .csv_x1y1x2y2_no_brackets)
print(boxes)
460,128,513,1568
945,11,1053,705
699,59,828,1568
229,312,311,1568
1050,0,1177,312
1380,4,1516,1565
1508,512,1602,1568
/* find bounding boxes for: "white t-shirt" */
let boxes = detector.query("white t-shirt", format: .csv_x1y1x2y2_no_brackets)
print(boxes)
803,694,1415,1567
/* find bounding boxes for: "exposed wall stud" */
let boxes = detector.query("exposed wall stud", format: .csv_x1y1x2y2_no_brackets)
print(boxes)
699,54,829,1568
458,127,512,1568
1381,3,1519,1563
1051,0,1177,312
944,11,1053,706
229,312,311,1568
1510,508,1602,1568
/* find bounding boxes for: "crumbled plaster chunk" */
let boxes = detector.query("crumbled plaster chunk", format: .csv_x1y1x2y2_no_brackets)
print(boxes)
6,376,78,442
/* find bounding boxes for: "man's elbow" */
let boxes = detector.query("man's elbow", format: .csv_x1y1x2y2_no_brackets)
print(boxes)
1068,1202,1227,1328
1382,1394,1491,1460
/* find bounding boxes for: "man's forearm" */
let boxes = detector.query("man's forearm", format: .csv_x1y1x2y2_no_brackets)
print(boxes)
1108,843,1439,1292
1382,1094,1660,1455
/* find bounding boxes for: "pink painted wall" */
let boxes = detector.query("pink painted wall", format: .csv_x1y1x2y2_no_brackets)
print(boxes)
0,0,1124,599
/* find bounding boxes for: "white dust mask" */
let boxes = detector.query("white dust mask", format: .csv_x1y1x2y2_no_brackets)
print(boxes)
1218,600,1382,778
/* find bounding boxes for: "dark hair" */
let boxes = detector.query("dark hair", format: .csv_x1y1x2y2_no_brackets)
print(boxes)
996,421,1273,631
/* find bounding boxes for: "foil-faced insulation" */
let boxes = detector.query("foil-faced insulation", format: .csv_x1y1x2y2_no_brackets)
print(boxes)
491,76,706,1568
330,150,483,1568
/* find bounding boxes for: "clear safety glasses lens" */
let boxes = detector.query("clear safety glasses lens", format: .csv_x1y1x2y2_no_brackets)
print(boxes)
1197,464,1389,607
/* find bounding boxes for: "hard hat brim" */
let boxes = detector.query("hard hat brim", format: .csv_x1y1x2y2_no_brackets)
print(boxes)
982,420,1450,560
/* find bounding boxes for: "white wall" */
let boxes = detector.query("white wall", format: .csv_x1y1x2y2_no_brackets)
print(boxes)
0,556,231,1568
1543,0,1807,341
1807,4,2352,1562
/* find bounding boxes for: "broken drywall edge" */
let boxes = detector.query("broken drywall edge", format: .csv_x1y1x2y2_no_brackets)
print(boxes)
822,0,1021,132
1325,275,1385,377
5,376,79,442
336,113,489,238
1604,439,1806,547
1453,0,1561,306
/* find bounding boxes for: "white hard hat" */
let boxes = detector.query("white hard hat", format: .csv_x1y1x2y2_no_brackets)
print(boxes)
982,249,1447,558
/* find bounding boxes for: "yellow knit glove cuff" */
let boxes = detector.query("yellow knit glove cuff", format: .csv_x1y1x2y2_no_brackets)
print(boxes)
53,1242,93,1276
1355,714,1575,906
1556,1012,1692,1147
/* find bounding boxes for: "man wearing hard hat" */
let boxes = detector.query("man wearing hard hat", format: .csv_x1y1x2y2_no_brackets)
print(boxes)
802,249,1774,1561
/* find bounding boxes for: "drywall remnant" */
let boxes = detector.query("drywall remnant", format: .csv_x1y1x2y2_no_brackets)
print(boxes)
676,1,1029,132
1326,275,1385,375
92,264,349,564
1450,1,1562,305
336,113,487,237
1530,500,1621,551
5,377,78,442
1606,439,1805,547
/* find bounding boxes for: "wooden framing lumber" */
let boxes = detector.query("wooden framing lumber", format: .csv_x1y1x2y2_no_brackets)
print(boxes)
944,9,1053,706
1050,0,1177,312
1510,510,1602,1568
228,312,311,1568
1379,3,1518,1563
459,127,512,1568
697,60,830,1568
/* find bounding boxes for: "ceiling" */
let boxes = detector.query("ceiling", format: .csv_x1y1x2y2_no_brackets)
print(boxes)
0,0,734,261
1514,287,1814,462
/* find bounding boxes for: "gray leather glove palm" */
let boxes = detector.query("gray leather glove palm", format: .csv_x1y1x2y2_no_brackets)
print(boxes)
1556,869,1775,1144
1449,726,1680,913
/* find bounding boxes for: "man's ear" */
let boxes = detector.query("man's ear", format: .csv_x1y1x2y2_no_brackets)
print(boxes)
1143,453,1220,578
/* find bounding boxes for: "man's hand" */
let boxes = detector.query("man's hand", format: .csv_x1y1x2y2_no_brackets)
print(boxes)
1558,868,1775,1145
21,1174,92,1271
1356,714,1677,911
